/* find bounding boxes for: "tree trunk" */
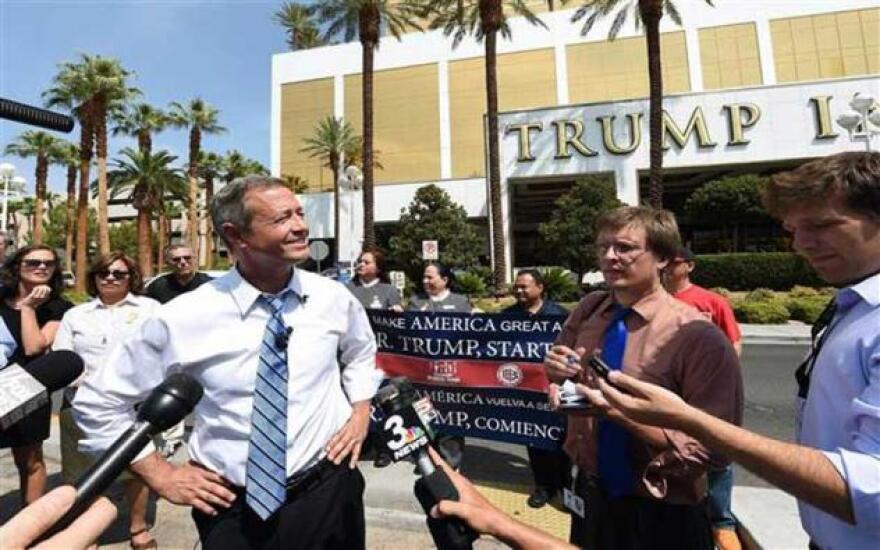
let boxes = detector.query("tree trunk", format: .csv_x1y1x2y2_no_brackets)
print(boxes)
33,155,47,244
64,165,76,274
95,96,111,254
75,111,94,293
204,176,214,269
156,211,167,272
642,0,664,208
360,7,379,250
136,207,153,276
138,130,151,156
484,28,507,288
187,128,201,263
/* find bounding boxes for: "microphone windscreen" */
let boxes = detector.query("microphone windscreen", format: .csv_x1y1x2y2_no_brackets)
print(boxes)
23,350,84,391
136,373,203,430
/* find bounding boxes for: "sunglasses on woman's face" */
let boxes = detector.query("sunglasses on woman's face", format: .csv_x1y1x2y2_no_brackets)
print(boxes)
22,259,57,269
96,270,130,280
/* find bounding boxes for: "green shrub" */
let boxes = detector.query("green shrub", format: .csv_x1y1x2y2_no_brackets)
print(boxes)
692,252,824,291
789,285,819,298
710,287,731,299
734,301,790,324
455,270,488,298
62,290,91,305
786,295,830,324
745,288,776,302
538,267,582,303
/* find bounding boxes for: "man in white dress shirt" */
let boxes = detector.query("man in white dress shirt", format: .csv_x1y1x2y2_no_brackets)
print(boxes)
74,175,381,550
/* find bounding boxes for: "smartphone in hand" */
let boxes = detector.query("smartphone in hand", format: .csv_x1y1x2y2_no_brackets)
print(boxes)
587,352,625,392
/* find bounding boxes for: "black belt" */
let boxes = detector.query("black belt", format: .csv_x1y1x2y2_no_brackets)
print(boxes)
284,458,341,500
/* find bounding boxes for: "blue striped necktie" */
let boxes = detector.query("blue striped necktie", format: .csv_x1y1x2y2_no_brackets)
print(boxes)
597,304,634,497
246,291,292,520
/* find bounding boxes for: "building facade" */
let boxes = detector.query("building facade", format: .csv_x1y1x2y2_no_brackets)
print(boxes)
271,0,880,280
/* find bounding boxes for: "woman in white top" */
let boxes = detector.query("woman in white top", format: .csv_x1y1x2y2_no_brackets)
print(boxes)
54,252,161,550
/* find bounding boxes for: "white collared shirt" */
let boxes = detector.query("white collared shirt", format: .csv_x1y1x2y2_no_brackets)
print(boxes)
53,293,161,385
73,267,381,486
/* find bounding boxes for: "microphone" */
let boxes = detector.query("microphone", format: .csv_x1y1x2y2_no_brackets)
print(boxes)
301,294,308,305
374,378,478,550
0,350,84,430
275,326,293,349
42,373,204,539
0,97,75,133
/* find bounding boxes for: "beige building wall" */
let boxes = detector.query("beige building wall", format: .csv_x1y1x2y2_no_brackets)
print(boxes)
344,63,441,184
699,23,763,89
771,8,879,83
279,78,335,192
449,48,557,178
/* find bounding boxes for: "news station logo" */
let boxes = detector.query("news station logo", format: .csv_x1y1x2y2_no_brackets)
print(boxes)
427,360,460,384
496,363,524,387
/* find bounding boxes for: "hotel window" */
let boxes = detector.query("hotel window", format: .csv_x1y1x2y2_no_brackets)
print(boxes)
279,78,335,192
771,8,879,83
449,48,557,179
567,31,691,104
345,63,441,184
699,23,763,89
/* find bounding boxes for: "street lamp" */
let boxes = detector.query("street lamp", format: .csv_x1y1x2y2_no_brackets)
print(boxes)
836,92,880,152
0,162,18,233
339,165,363,280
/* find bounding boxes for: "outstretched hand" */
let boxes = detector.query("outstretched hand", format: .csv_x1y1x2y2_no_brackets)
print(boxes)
595,371,695,430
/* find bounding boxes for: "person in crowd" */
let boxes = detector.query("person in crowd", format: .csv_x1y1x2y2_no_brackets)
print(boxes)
544,206,743,549
0,485,117,550
590,151,880,550
664,245,743,550
74,175,380,550
346,247,402,469
145,244,212,304
407,262,472,313
0,231,9,260
0,245,73,506
53,252,161,550
346,248,403,312
504,269,570,509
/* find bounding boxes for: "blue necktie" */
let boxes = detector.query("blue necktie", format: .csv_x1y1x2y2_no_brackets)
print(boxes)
597,305,634,497
246,292,291,520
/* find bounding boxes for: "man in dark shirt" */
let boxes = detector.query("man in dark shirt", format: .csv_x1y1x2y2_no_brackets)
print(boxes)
146,245,213,304
504,269,570,508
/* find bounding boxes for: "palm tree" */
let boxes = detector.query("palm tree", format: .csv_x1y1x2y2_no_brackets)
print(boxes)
168,98,226,262
197,151,225,269
571,0,708,207
50,142,80,273
308,0,420,250
4,131,64,244
107,148,187,276
416,0,546,287
222,149,268,183
273,2,326,49
112,102,168,155
300,116,361,265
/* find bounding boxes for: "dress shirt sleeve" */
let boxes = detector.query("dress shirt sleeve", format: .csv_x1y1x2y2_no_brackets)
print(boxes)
338,294,381,403
52,312,74,352
72,315,173,460
642,322,743,501
821,340,880,533
0,318,15,366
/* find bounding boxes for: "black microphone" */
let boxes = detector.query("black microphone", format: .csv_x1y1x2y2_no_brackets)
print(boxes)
275,326,293,349
0,97,75,133
374,378,478,550
42,373,204,539
0,350,84,430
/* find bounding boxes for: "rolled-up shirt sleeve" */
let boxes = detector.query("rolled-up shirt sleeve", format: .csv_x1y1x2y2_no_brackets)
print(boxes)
339,295,381,403
73,315,173,460
822,351,880,533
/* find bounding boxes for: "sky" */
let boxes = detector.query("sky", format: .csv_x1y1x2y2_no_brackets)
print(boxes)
0,0,297,194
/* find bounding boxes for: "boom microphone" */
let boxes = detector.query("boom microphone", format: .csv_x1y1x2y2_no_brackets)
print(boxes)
0,350,84,430
42,373,204,539
374,377,478,550
1,97,75,133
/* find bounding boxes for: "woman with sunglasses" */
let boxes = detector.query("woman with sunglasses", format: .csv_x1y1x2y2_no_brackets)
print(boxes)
53,252,161,549
0,245,73,506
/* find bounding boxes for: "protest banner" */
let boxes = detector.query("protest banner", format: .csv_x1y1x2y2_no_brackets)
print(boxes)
368,310,566,450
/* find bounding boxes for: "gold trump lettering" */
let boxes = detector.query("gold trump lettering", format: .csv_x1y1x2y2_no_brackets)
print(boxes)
505,122,543,162
809,96,839,139
598,113,643,155
723,103,761,145
663,106,717,150
553,120,598,158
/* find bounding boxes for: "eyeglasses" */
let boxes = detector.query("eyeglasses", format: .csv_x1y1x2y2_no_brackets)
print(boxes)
169,255,192,263
96,270,130,280
22,259,57,269
596,242,646,259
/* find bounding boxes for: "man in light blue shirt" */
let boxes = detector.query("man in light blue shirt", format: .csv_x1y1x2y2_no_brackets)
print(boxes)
0,318,16,366
579,151,880,549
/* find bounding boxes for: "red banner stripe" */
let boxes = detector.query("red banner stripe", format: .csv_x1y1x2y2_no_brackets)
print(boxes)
377,352,550,393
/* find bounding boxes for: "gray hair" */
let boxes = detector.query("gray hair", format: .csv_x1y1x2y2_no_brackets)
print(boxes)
211,174,289,246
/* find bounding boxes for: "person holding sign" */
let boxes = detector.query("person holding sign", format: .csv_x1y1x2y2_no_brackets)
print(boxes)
543,206,742,550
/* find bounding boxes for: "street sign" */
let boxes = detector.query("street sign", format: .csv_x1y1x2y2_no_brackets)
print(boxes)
309,240,330,261
422,240,438,261
389,271,406,293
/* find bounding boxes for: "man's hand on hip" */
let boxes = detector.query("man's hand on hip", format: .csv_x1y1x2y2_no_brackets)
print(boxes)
325,400,371,469
132,452,236,516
